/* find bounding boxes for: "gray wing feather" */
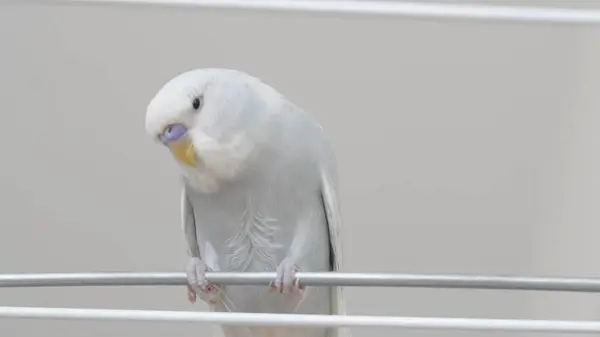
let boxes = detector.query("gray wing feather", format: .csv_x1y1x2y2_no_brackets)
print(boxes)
181,185,201,258
320,169,351,337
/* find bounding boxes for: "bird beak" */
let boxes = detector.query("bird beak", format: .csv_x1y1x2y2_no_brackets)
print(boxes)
167,138,197,167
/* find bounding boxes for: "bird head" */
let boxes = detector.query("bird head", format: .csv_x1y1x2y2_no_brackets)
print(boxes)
145,68,281,191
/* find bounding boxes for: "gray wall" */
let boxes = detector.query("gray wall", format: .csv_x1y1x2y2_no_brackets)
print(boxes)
1,2,600,337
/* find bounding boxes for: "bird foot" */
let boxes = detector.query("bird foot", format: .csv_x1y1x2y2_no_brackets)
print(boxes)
186,257,220,304
269,258,305,295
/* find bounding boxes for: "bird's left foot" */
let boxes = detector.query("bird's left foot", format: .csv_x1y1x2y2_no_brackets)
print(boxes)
269,258,305,295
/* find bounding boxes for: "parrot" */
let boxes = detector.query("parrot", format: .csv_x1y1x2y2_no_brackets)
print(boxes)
145,68,348,337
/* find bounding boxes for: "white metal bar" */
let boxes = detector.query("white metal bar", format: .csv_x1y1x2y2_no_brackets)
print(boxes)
6,0,600,26
3,272,600,293
2,306,600,332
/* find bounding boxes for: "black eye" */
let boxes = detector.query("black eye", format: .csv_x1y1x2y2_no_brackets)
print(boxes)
192,96,203,111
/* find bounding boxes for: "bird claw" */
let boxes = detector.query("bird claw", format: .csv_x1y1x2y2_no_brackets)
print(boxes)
269,258,305,295
186,257,220,304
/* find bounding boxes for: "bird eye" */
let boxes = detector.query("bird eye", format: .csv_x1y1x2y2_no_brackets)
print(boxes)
192,96,203,111
162,123,187,142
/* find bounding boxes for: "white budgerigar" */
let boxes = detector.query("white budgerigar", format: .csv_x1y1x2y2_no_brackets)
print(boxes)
145,68,347,337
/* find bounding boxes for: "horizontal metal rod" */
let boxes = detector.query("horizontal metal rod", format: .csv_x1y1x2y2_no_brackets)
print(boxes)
2,306,600,332
3,272,600,293
7,0,600,26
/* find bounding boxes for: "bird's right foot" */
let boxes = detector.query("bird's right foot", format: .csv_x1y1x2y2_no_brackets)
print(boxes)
186,257,220,304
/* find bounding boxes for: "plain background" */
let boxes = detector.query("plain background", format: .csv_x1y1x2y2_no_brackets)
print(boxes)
1,1,600,337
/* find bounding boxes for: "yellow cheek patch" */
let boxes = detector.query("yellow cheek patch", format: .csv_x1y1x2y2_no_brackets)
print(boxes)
168,138,197,167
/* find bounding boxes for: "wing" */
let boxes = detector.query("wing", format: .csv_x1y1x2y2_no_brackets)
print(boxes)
320,168,351,337
181,185,201,258
320,169,342,276
320,167,345,308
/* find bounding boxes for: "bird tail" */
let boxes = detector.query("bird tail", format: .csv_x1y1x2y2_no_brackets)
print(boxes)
329,286,352,337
